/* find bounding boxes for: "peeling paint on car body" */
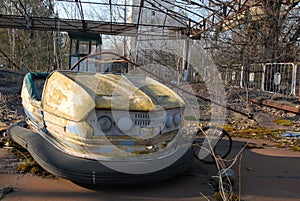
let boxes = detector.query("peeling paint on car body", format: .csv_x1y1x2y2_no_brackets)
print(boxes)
42,71,95,122
64,71,185,111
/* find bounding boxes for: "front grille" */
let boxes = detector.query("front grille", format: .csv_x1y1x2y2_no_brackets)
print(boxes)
131,111,165,128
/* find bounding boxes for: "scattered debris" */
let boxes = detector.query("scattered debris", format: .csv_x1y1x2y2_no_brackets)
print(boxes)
280,132,300,139
275,131,300,151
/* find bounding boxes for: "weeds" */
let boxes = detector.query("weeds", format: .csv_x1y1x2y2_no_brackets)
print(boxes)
5,140,53,177
273,119,293,126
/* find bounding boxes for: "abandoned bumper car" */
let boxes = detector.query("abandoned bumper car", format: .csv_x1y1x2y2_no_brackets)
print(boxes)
8,52,194,185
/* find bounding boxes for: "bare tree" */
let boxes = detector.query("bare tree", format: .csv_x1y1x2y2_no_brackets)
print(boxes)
0,0,67,71
209,0,300,67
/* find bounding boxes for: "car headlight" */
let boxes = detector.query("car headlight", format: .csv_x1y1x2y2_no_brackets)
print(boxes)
98,116,112,131
173,113,181,126
165,114,173,128
117,116,133,132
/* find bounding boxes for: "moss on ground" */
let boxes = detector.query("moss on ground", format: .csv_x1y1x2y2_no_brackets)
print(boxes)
291,145,300,152
273,119,293,126
216,122,300,152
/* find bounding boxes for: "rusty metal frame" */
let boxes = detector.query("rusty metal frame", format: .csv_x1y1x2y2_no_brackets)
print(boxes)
0,0,264,39
251,98,300,114
0,14,138,35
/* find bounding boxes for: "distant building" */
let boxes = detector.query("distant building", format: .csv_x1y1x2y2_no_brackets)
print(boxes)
127,0,191,81
127,0,182,53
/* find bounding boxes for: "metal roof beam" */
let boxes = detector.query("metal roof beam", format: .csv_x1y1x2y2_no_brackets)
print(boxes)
0,14,190,38
0,14,137,35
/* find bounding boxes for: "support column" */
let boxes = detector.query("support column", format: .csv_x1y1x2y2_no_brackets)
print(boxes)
182,38,190,81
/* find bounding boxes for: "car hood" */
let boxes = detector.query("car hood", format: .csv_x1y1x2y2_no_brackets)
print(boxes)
68,72,185,111
42,71,185,121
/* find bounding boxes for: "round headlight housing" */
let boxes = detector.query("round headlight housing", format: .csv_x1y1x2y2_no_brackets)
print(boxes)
165,114,173,128
117,116,133,132
98,116,112,131
173,113,181,126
